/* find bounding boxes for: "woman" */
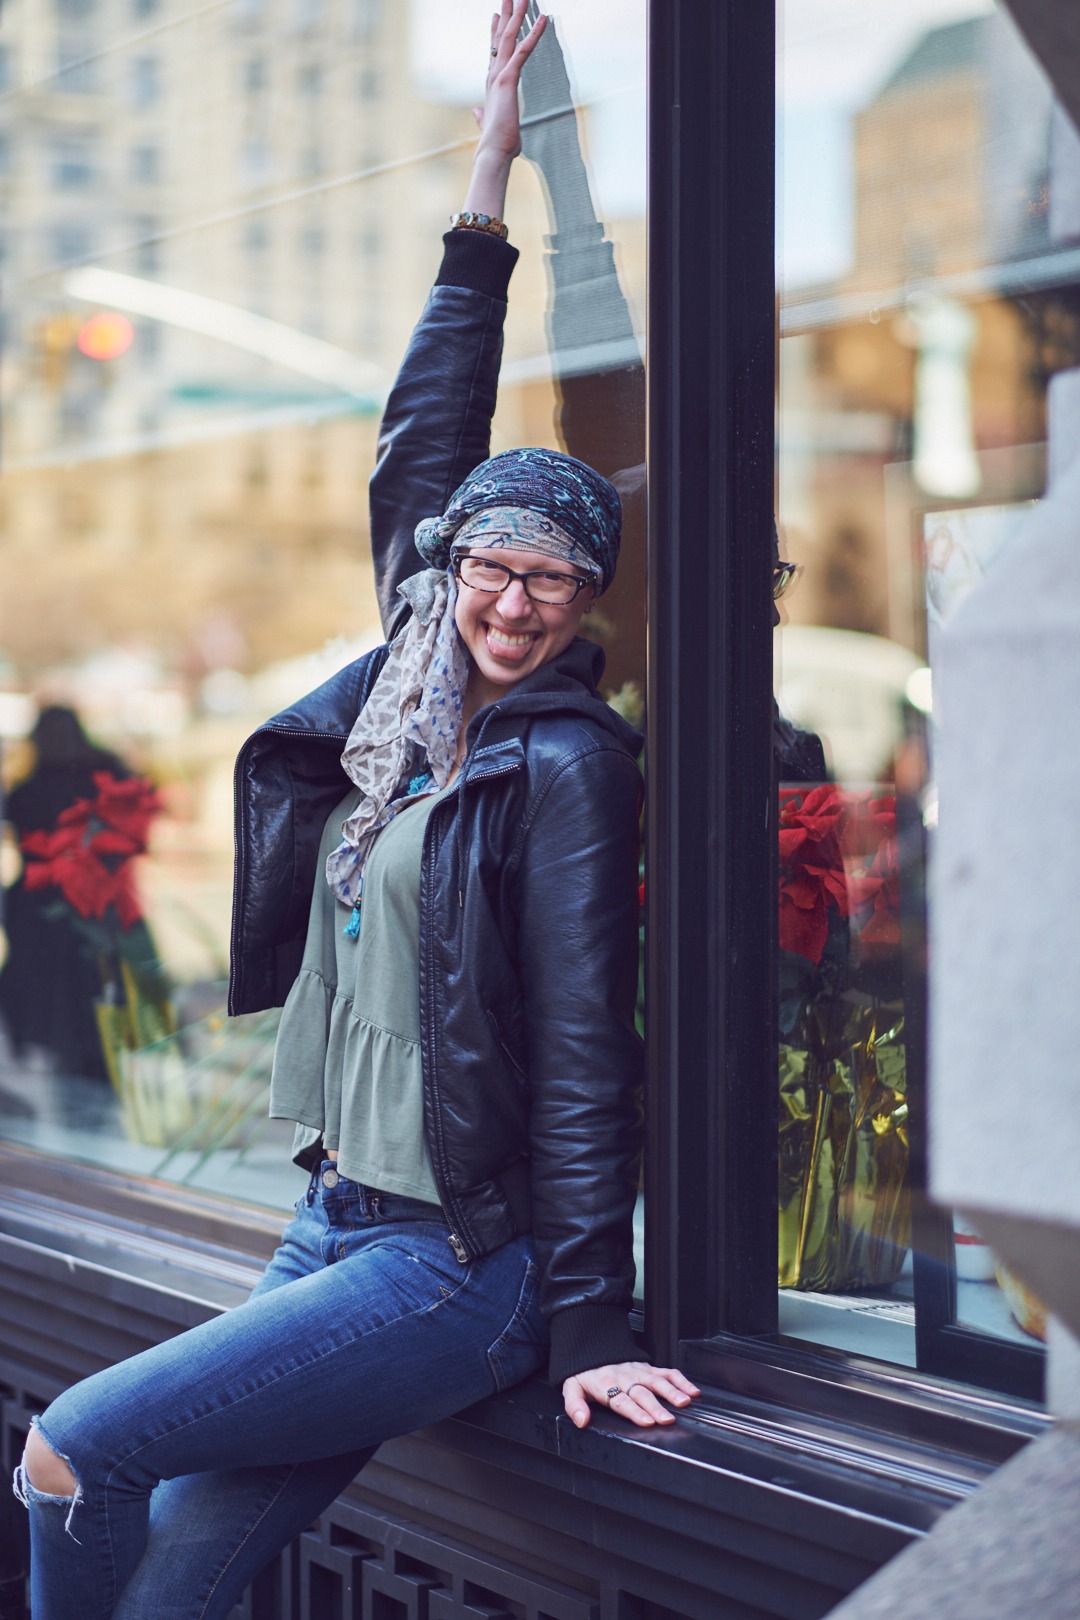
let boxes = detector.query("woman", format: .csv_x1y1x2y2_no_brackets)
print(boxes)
14,8,697,1616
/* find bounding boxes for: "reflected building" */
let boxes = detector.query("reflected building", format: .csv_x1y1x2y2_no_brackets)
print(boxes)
0,2,646,986
1,0,462,681
779,10,1080,654
0,1,644,691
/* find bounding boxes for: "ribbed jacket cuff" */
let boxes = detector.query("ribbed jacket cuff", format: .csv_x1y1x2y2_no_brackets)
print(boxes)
547,1303,640,1387
435,230,519,301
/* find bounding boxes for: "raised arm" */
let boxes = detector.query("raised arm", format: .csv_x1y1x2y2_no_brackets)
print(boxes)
368,2,547,639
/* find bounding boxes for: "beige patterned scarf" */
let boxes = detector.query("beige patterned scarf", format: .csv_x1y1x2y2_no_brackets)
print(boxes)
324,569,469,914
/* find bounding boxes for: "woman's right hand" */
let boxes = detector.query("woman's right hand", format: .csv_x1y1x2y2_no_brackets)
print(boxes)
463,2,548,216
477,2,548,161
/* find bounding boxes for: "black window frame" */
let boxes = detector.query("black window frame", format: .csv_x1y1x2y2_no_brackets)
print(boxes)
644,0,1046,1413
646,0,778,1360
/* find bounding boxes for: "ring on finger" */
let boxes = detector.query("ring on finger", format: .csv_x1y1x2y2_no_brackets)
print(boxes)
606,1385,622,1401
491,46,499,57
626,1382,649,1397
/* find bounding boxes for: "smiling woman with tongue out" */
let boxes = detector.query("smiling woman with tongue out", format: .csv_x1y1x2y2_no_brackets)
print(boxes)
15,8,696,1617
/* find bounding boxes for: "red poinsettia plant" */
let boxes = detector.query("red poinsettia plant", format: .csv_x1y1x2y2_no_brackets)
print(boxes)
21,772,162,935
778,785,850,966
778,785,899,966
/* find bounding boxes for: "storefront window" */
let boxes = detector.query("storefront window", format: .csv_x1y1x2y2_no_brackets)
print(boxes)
776,0,1069,1386
0,2,645,1221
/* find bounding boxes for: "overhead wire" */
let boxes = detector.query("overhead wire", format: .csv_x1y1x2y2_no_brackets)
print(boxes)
0,0,235,107
3,98,622,291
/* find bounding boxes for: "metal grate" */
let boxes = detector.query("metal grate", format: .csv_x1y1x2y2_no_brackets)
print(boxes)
293,1499,599,1620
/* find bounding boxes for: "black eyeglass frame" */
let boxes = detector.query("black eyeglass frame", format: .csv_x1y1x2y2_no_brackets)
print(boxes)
452,554,596,606
772,561,801,600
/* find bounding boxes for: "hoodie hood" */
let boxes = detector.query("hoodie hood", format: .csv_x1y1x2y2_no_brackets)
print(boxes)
462,636,643,761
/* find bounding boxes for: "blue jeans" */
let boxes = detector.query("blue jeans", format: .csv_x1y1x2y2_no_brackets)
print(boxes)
15,1167,547,1620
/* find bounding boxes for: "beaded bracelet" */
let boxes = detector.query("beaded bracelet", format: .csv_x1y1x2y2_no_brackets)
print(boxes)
448,210,509,241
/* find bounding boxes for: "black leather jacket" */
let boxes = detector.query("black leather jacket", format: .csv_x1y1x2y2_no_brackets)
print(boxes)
230,231,644,1382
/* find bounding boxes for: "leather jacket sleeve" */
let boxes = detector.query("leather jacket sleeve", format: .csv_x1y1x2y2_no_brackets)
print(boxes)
513,741,645,1383
368,230,519,640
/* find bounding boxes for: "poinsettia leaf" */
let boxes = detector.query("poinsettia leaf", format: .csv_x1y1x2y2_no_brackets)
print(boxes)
838,793,897,856
56,797,93,829
779,891,829,964
88,828,142,857
779,873,820,912
861,900,901,946
22,862,55,891
871,836,899,877
89,772,161,847
56,851,116,919
22,825,83,859
112,875,143,930
800,785,846,822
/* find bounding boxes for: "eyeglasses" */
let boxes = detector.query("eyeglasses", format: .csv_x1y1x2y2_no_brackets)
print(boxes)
453,554,594,607
773,561,801,600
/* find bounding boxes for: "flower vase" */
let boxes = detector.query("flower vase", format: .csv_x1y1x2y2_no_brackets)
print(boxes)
95,961,194,1147
778,990,910,1290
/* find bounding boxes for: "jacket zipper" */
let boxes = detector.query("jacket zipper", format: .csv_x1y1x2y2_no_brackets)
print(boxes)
421,796,471,1258
421,756,523,1261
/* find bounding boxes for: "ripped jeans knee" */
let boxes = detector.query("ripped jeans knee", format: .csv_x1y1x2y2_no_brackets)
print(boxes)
13,1419,83,1541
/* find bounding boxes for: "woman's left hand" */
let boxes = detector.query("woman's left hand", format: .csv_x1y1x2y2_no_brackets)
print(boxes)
562,1362,700,1429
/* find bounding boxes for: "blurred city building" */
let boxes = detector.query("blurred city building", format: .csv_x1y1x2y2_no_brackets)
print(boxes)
779,11,1080,657
0,0,645,988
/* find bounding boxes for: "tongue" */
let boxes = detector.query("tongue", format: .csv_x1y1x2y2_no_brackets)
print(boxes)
487,626,533,659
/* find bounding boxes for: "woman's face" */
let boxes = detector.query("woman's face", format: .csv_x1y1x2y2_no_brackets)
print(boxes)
453,546,596,705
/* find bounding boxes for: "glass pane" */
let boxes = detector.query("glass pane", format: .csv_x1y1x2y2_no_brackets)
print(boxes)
776,0,1063,1373
0,4,645,1227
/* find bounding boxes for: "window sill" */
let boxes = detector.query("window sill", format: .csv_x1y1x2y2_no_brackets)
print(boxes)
0,1140,1047,1551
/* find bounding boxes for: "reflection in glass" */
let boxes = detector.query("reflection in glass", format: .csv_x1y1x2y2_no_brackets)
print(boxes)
777,781,909,1295
0,2,645,1215
0,707,170,1089
777,1,1068,1373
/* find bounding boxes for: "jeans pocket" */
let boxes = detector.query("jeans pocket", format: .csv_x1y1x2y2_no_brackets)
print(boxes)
486,1258,548,1393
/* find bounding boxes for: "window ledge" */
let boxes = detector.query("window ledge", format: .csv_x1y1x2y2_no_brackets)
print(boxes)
0,1142,1048,1553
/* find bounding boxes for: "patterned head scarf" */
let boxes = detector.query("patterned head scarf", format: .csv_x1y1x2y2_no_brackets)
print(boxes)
448,506,599,582
414,447,622,593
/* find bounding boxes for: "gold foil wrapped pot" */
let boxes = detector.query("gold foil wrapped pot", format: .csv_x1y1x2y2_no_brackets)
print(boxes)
777,787,911,1292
